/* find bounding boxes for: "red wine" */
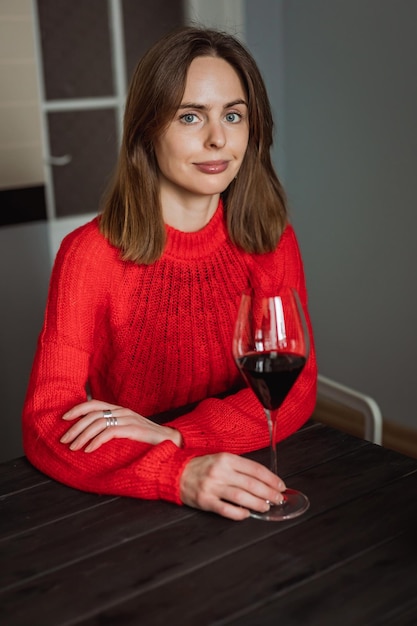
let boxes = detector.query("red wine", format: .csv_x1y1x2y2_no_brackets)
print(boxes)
237,352,306,411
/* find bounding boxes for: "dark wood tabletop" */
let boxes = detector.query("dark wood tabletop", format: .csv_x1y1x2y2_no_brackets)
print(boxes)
1,420,417,626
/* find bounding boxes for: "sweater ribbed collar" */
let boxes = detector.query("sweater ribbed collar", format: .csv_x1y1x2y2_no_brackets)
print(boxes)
163,198,227,260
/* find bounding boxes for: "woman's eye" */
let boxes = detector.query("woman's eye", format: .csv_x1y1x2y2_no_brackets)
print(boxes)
180,113,198,124
225,112,241,123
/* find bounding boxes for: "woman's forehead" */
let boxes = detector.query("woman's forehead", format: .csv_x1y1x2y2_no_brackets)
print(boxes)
182,56,247,105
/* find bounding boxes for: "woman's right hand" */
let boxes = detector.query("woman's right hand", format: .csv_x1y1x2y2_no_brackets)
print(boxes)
179,453,286,521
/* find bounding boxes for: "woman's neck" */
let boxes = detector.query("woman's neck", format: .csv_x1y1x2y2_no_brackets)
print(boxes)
161,191,220,232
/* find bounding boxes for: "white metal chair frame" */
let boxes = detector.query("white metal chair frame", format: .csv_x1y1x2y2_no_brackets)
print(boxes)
317,374,383,445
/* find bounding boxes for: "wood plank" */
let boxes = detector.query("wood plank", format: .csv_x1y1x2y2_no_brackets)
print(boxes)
0,457,50,495
226,531,417,626
0,424,364,539
0,423,367,592
0,498,195,590
43,471,417,626
0,480,118,539
0,445,415,626
244,422,370,477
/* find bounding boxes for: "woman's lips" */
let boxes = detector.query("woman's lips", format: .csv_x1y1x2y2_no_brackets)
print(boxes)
194,160,229,174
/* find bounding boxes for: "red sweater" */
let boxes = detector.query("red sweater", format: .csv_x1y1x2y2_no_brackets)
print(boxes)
22,201,317,505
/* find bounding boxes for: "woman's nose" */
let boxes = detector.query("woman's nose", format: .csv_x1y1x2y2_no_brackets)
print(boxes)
205,121,226,148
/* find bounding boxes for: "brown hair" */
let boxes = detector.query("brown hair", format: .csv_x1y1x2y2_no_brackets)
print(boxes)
100,26,288,264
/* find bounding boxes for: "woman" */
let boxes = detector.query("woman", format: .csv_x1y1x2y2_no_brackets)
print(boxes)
22,26,317,521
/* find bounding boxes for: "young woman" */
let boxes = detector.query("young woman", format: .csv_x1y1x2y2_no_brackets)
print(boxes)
22,26,317,521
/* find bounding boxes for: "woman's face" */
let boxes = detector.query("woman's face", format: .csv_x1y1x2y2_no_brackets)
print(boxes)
153,55,249,205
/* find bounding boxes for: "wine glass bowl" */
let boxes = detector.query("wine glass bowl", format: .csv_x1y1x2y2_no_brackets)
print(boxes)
233,287,310,521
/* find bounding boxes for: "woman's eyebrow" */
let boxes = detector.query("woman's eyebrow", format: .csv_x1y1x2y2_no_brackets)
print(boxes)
178,99,248,110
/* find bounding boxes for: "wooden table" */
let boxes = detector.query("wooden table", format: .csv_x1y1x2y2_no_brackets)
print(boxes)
1,420,417,626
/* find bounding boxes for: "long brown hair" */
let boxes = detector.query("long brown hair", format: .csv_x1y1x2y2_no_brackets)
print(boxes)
100,26,288,264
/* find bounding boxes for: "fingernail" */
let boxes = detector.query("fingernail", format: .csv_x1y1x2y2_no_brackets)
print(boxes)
60,434,68,443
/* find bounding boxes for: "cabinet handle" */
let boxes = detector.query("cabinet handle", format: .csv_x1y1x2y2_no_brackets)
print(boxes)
46,154,72,166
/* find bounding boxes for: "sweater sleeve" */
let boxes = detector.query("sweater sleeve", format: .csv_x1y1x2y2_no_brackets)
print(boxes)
23,340,203,505
22,223,200,505
163,225,318,453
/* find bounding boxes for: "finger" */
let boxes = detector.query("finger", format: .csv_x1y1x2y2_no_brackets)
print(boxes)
187,490,252,521
213,500,251,521
233,455,286,491
221,483,284,513
206,453,286,499
83,429,121,453
204,454,285,508
68,420,131,451
63,418,109,449
181,456,281,518
229,472,285,507
62,400,120,420
60,409,115,443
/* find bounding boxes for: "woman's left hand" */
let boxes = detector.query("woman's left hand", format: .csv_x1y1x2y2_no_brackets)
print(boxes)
60,399,182,452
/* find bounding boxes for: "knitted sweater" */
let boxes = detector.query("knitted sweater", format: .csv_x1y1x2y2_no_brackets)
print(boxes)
22,200,317,505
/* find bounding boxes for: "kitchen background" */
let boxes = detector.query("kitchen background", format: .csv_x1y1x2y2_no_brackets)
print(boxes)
1,0,416,462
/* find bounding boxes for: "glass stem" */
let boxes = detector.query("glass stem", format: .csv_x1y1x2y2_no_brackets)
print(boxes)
265,408,278,475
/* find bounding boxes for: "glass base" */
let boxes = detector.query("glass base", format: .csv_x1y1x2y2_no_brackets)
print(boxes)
249,488,310,521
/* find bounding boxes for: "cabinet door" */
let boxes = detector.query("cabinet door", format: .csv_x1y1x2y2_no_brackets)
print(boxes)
47,109,118,217
35,0,119,221
35,0,184,221
36,0,114,99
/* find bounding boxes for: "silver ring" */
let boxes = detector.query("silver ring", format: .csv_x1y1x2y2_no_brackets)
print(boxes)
103,409,118,428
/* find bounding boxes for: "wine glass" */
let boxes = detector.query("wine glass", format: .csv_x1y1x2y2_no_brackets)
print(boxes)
233,286,310,521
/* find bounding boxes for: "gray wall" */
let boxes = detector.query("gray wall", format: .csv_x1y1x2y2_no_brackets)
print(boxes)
0,222,50,461
246,0,417,430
